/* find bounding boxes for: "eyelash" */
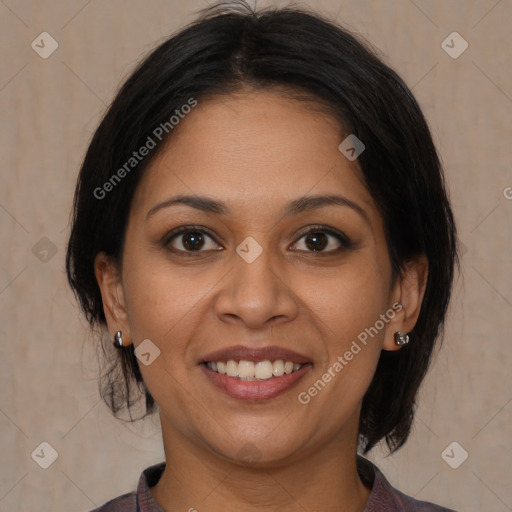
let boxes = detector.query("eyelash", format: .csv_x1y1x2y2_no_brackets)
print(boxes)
161,224,353,257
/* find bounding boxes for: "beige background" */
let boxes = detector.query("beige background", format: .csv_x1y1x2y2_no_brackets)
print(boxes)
1,0,511,510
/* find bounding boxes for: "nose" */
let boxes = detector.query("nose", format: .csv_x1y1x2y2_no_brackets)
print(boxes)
214,239,299,330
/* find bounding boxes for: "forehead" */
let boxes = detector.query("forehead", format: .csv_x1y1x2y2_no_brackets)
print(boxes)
131,89,377,220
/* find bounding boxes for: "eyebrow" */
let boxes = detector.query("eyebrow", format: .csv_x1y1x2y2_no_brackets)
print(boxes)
146,193,371,226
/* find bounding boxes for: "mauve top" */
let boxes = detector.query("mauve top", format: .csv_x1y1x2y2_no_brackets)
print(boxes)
89,456,457,511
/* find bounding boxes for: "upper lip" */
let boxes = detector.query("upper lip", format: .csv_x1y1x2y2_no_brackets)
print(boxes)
200,345,312,364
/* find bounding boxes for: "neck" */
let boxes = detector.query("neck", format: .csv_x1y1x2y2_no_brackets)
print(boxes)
150,421,372,512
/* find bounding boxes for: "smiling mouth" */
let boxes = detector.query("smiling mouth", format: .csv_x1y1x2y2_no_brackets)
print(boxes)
202,359,309,381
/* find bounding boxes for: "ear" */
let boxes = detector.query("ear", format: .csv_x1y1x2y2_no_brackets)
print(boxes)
94,252,132,346
382,254,428,351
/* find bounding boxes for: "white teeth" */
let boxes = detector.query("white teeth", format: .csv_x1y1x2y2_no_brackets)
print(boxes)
238,360,254,378
205,359,305,380
254,360,273,379
226,360,239,377
272,360,285,376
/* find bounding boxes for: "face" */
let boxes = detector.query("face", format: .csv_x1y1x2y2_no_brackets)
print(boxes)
96,88,424,467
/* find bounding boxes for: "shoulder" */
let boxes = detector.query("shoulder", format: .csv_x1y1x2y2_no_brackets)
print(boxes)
358,456,458,512
391,487,458,511
87,491,137,511
85,461,166,512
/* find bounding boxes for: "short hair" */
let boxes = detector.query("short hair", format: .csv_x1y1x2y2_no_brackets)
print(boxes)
65,0,459,454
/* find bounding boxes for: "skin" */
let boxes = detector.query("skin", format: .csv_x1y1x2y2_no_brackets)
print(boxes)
95,88,428,512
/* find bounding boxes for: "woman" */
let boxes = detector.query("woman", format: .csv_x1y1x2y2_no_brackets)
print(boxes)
66,1,459,510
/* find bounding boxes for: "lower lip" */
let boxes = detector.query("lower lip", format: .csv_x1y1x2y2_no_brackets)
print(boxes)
200,363,312,401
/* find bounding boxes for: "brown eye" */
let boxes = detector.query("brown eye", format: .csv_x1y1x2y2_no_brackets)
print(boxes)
304,231,329,251
165,227,221,253
291,226,352,254
180,231,206,251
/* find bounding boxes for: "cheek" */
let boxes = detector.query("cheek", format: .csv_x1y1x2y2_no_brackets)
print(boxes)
318,257,391,345
120,256,205,417
296,265,389,430
302,254,390,403
123,258,201,346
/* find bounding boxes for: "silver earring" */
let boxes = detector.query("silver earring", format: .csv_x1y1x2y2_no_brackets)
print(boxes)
113,330,124,349
394,331,409,347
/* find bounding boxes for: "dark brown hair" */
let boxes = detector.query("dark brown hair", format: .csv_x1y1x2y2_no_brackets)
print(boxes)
65,0,459,454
